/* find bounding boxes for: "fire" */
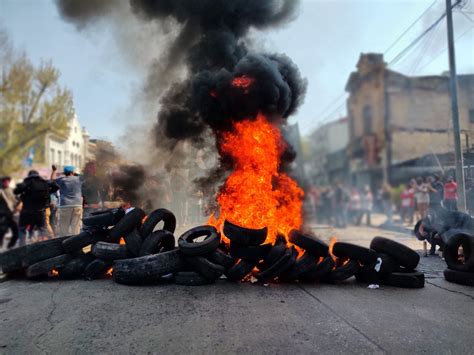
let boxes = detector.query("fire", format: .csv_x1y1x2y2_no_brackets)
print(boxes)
106,267,113,278
208,113,303,244
119,237,126,245
232,75,254,93
49,268,59,277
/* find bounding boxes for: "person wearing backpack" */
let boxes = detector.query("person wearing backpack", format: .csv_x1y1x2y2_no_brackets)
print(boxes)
13,170,59,246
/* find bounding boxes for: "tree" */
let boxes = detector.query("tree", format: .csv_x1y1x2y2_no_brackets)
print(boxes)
0,30,73,174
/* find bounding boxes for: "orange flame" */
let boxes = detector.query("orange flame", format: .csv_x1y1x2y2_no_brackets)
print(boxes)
232,75,255,89
106,267,113,278
208,113,303,244
49,268,59,277
119,237,126,245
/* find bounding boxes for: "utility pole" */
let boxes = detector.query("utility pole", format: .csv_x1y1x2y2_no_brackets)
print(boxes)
445,0,466,211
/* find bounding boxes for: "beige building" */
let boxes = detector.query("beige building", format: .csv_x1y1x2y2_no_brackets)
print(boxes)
345,53,474,187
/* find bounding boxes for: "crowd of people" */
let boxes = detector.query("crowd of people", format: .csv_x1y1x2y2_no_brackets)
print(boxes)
0,164,104,249
306,174,466,228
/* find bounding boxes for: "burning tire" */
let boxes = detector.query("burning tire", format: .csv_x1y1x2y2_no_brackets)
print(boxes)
381,270,425,288
185,256,225,280
324,259,360,283
443,268,474,286
229,243,272,262
140,208,176,238
113,249,186,285
26,254,73,279
92,242,131,260
178,226,221,256
370,236,420,270
60,254,95,279
108,208,146,242
255,247,293,282
280,251,319,281
332,242,377,265
223,220,268,246
258,235,287,271
139,230,175,256
288,230,329,257
124,229,143,257
22,237,69,267
83,208,125,228
84,259,113,280
300,257,335,283
207,248,236,269
62,229,108,253
443,232,474,272
225,259,257,281
174,271,215,286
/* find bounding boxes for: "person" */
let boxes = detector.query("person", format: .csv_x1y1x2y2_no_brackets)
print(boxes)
51,165,83,236
400,183,415,224
333,181,348,228
0,176,19,248
414,177,430,220
443,176,458,211
348,187,361,224
82,162,105,216
13,170,59,246
427,174,444,213
381,183,393,224
359,185,373,226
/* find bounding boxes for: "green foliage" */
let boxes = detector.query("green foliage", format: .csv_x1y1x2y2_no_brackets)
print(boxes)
0,31,73,174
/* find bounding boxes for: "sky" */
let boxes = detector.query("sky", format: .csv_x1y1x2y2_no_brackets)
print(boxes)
1,0,473,143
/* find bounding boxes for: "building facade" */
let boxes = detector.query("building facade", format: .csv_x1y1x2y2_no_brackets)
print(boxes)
44,113,90,172
305,117,349,185
346,53,474,189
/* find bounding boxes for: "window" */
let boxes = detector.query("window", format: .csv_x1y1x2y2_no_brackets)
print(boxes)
363,105,372,134
50,149,55,164
469,109,474,124
58,151,62,165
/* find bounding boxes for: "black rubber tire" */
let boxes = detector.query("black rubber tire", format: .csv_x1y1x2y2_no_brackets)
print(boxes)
62,229,108,253
108,208,146,242
140,208,176,238
113,249,186,285
444,233,474,272
92,242,131,260
381,270,425,288
0,245,29,273
288,230,329,257
370,236,420,270
355,263,379,284
84,258,113,280
174,271,215,286
223,220,268,246
229,243,272,262
139,230,175,256
332,242,377,265
60,254,95,279
443,268,474,286
376,253,398,277
255,247,292,282
22,237,69,267
324,259,360,283
83,208,125,228
207,248,236,269
178,226,221,256
184,256,225,280
124,228,143,257
300,257,335,283
225,259,257,281
414,220,429,241
26,254,73,279
259,236,287,271
280,251,319,281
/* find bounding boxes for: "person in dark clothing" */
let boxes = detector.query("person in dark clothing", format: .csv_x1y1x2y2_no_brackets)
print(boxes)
427,175,444,215
82,162,105,217
0,176,19,248
13,170,59,247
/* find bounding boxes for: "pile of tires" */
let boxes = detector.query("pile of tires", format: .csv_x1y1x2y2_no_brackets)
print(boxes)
442,230,474,287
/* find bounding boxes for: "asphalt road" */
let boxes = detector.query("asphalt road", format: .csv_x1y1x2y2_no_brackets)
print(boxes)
1,224,473,354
